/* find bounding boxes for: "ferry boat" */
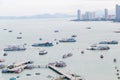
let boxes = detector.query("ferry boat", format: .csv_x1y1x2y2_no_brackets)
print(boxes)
39,50,48,55
4,45,26,51
59,38,76,42
99,40,118,44
32,42,53,47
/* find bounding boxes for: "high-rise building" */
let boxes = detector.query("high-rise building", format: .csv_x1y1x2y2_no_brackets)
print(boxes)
116,4,120,21
77,9,81,20
104,8,108,20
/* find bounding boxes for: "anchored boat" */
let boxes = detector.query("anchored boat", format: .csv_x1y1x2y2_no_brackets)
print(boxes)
4,45,26,51
59,38,76,42
32,42,53,47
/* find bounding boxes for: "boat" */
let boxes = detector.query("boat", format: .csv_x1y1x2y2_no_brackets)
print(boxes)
17,37,22,39
99,40,118,44
19,32,22,34
62,53,73,59
54,30,59,33
39,50,48,55
0,64,5,69
86,27,91,29
59,38,76,42
4,45,26,51
114,31,120,33
49,61,66,67
32,42,53,47
8,30,12,32
87,46,110,50
0,59,5,62
71,35,77,37
3,53,8,56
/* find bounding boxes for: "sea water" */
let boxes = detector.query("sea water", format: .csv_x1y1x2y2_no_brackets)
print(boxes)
0,18,120,80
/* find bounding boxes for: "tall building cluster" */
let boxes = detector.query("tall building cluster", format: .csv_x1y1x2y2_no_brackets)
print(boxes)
76,4,120,22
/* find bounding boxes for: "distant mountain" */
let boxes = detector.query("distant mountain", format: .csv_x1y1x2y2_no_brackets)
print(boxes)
0,13,74,19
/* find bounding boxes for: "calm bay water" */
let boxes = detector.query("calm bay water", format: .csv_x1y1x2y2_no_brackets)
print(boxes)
0,18,120,80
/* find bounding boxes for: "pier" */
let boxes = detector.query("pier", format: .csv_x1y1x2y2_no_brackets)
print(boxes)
48,65,83,80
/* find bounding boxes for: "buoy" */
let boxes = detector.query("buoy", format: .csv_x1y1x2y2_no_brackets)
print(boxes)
117,73,119,75
3,53,7,56
100,55,104,59
113,58,117,63
81,50,84,54
117,70,119,72
56,42,59,44
16,76,20,78
39,38,42,40
115,66,117,69
118,77,120,79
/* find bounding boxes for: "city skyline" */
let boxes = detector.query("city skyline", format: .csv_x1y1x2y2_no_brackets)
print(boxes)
0,0,120,16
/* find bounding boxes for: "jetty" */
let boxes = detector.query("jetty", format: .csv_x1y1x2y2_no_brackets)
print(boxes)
48,65,83,80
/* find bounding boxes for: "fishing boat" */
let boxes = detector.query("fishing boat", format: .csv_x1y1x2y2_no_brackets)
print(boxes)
32,42,53,47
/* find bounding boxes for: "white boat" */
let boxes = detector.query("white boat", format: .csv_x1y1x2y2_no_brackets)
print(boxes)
39,50,48,55
87,46,110,50
59,38,76,42
4,45,26,51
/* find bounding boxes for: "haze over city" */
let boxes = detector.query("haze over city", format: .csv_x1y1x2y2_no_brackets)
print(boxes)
0,0,120,16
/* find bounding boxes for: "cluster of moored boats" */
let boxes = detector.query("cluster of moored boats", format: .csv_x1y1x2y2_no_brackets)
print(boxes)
2,60,33,73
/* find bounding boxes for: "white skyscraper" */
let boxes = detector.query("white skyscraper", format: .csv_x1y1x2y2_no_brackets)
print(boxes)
105,8,108,20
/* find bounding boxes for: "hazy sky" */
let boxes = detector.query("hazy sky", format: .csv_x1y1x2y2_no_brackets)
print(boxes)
0,0,120,16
